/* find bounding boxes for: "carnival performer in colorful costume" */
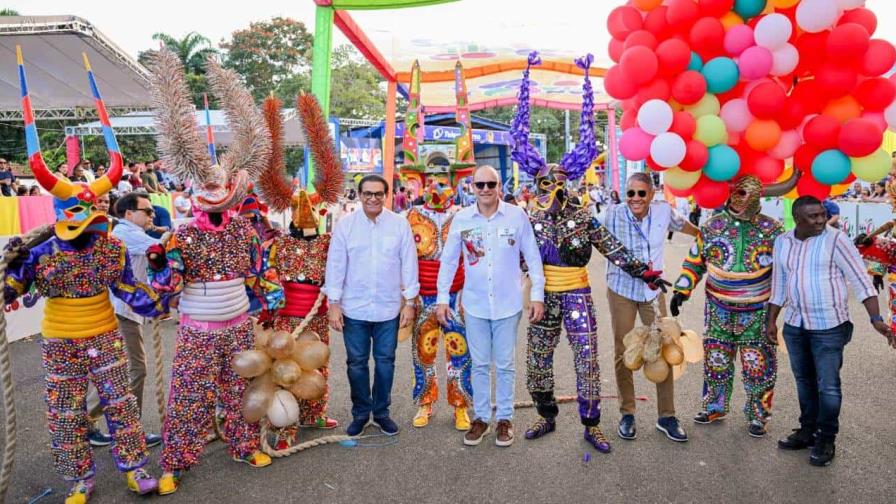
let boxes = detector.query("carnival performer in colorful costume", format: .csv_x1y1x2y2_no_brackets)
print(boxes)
854,230,896,334
670,175,795,437
511,52,668,453
4,47,163,503
406,177,473,430
254,94,343,448
146,48,282,495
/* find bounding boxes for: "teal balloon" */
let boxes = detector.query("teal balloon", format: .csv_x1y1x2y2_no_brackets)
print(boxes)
688,52,703,72
734,0,767,19
701,57,739,94
704,145,741,182
811,149,851,185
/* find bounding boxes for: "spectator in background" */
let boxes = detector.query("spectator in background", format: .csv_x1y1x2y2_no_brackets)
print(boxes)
127,162,143,191
174,189,192,219
140,162,162,193
610,190,621,205
0,158,17,196
16,185,27,196
860,187,872,200
94,163,107,180
28,185,40,196
80,159,96,183
870,182,887,202
822,198,840,229
394,185,408,212
148,203,172,239
70,162,89,183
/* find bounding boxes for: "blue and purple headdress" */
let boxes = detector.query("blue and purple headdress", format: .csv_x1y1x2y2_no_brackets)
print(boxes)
510,51,597,182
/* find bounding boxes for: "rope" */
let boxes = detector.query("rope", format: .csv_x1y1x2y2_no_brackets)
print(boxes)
289,292,325,338
260,424,354,457
0,225,53,500
150,232,173,427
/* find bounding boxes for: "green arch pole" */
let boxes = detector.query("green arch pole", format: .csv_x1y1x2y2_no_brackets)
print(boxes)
309,4,335,194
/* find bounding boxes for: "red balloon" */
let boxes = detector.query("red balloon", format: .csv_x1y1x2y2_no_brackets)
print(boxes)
693,176,730,209
791,80,827,114
838,7,877,36
827,23,870,60
666,0,699,29
844,172,857,184
793,144,821,172
680,140,709,172
855,77,896,112
637,78,672,103
670,110,697,139
690,17,726,60
861,40,896,77
667,184,695,197
815,63,858,99
620,46,659,85
838,119,884,158
656,38,691,77
751,156,785,184
803,115,841,150
794,31,830,76
624,30,659,51
697,0,734,18
797,174,832,199
644,6,674,40
747,82,787,120
671,71,707,105
715,81,747,105
609,38,625,63
608,6,644,40
779,98,807,130
605,66,638,100
646,156,667,172
620,109,638,130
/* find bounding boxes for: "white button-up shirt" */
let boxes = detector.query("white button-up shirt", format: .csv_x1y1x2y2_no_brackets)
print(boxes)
111,218,160,324
437,200,545,320
325,208,420,322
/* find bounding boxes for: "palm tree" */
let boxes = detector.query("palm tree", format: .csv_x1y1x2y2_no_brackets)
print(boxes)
0,8,21,15
151,32,219,74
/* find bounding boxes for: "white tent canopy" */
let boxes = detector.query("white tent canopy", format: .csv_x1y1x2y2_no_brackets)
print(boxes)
67,109,308,147
0,15,151,119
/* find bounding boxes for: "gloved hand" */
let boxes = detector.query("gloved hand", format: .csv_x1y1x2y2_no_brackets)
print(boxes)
640,269,671,293
146,244,168,271
670,292,688,317
873,274,885,292
854,233,873,248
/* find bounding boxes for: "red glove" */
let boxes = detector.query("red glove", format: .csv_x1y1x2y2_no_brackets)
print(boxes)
146,244,167,271
640,269,671,293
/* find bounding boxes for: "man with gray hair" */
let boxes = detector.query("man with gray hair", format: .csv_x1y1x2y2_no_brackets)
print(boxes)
603,172,698,443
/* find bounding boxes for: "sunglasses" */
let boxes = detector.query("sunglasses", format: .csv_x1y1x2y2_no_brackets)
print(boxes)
361,191,386,200
474,181,498,190
136,207,155,216
626,189,648,198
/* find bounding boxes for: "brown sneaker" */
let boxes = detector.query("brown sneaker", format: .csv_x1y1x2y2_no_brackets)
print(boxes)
495,419,514,447
463,418,490,446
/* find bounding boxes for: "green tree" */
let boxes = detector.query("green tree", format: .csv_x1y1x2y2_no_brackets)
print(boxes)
221,17,314,101
0,8,20,15
150,31,219,74
329,45,385,120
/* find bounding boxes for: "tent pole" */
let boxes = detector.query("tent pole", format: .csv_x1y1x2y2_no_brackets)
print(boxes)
309,5,335,193
383,80,398,209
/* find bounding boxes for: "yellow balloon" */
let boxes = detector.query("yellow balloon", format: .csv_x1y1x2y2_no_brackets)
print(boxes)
720,12,744,31
663,167,702,190
685,94,720,118
851,149,891,182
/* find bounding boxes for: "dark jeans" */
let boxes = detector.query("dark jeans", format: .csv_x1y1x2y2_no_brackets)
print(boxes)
782,321,853,441
342,315,399,421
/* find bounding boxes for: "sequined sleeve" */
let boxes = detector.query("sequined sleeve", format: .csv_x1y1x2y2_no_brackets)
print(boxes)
111,245,169,318
148,234,184,295
589,218,648,277
244,230,284,313
2,239,35,304
856,236,896,267
674,232,706,299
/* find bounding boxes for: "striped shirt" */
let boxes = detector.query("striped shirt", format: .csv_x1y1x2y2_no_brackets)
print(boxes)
770,227,876,330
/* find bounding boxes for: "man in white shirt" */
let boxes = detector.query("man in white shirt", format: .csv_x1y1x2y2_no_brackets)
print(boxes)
436,165,545,447
326,174,419,437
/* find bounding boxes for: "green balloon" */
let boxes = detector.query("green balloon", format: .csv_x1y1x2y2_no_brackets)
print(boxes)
850,149,890,182
694,115,728,147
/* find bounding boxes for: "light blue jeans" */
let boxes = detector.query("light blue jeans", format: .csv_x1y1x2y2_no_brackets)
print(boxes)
463,311,522,422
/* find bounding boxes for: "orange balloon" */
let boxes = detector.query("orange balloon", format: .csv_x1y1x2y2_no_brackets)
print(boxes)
770,0,800,7
823,96,862,123
831,182,850,197
779,166,799,199
633,0,662,10
720,12,744,31
744,119,782,152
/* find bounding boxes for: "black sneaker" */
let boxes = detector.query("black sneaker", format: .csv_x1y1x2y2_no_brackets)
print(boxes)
88,429,112,447
777,427,815,450
656,416,688,442
747,421,767,438
145,433,163,448
346,417,370,437
372,416,399,436
617,414,636,440
693,411,726,424
810,438,836,467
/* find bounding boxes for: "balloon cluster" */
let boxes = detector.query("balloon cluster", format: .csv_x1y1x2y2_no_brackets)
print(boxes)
623,316,704,382
607,0,896,207
232,323,329,428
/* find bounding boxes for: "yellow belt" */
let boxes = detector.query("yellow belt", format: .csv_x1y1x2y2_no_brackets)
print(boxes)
544,265,590,293
43,292,118,339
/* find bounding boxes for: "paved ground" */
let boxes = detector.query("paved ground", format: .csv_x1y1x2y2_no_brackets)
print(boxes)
3,234,896,503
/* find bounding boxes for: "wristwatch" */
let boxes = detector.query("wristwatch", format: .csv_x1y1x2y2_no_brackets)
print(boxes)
870,315,884,324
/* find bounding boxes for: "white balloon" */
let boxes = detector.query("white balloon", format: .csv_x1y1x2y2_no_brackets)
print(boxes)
796,0,840,33
885,101,896,131
836,0,865,9
637,99,674,135
266,389,299,428
719,99,753,134
754,14,793,50
770,44,799,76
650,132,687,168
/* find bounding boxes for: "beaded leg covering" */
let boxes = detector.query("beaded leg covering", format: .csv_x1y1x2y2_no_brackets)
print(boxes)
412,292,472,408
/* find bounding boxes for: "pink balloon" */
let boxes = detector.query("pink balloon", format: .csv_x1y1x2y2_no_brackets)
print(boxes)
739,46,774,81
720,98,753,133
619,127,654,161
770,44,799,77
768,129,801,160
861,111,888,134
724,25,755,56
743,77,773,97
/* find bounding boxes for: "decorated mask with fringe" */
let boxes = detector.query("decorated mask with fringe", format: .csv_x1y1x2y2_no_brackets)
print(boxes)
149,47,270,213
255,94,342,231
423,175,455,212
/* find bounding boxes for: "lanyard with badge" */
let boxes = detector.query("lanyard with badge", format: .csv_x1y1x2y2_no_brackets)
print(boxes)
626,207,652,269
